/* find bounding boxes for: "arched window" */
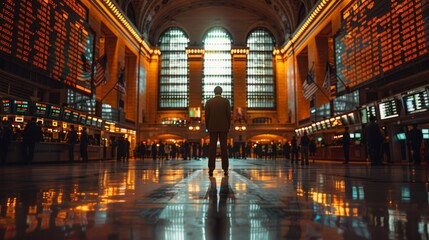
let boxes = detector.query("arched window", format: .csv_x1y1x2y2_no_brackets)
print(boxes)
158,27,189,109
202,27,233,106
246,28,276,109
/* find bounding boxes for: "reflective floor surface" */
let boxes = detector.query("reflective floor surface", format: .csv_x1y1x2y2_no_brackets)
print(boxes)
0,158,429,240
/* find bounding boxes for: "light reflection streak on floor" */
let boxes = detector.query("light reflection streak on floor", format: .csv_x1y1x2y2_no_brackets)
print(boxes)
0,159,428,239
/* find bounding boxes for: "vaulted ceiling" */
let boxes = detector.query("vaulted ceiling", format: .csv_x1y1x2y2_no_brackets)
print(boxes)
115,0,317,47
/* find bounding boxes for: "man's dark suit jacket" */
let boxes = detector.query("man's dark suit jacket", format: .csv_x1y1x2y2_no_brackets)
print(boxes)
205,95,231,132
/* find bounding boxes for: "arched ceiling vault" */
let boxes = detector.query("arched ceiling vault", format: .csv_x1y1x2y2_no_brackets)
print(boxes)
120,0,316,47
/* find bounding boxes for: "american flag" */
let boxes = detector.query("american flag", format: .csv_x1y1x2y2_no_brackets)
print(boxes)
302,69,318,100
77,53,92,82
322,63,337,99
93,54,107,86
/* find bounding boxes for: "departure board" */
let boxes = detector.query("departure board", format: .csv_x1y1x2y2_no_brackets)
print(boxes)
79,114,87,125
402,89,429,114
378,99,399,120
335,0,429,91
63,108,72,122
1,99,11,114
71,111,79,123
34,102,48,117
13,100,30,115
0,0,93,94
49,105,62,120
360,105,377,124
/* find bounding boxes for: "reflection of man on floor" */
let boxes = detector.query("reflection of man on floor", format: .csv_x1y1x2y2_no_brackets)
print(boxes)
205,177,231,240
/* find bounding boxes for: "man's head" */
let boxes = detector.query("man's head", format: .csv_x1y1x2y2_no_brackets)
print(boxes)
214,86,222,95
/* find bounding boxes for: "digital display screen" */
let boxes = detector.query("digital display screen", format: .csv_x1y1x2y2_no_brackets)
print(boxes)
34,102,48,117
13,100,30,115
355,133,361,139
63,108,72,122
86,117,92,126
360,105,377,124
97,120,102,128
347,112,357,125
396,132,406,140
331,118,343,127
92,118,98,127
49,105,62,120
335,0,429,91
0,0,94,94
379,99,399,120
79,114,87,125
1,99,11,114
341,115,348,125
71,111,80,123
424,133,429,140
403,89,429,115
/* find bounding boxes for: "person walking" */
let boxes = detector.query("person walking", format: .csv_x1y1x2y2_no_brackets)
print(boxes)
283,140,291,160
342,126,351,164
408,124,423,165
290,136,299,164
22,118,42,164
364,116,383,165
205,86,231,177
124,138,130,161
300,131,310,165
66,125,78,162
117,137,125,161
80,127,89,162
151,142,158,161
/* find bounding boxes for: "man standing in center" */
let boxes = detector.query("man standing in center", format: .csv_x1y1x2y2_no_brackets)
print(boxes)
205,86,231,177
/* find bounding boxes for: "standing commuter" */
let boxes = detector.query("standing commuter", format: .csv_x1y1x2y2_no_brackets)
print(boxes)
290,136,299,164
364,116,383,165
205,86,231,177
66,125,78,162
342,126,351,164
22,118,42,164
283,140,291,160
80,127,89,162
300,131,310,165
408,124,423,165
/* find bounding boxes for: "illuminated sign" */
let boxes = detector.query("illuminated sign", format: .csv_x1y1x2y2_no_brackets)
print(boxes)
335,0,429,91
79,114,87,125
71,111,80,123
0,0,93,94
378,99,399,120
402,89,429,115
13,100,30,115
49,105,62,120
34,102,48,117
63,108,72,122
360,105,377,124
1,99,11,114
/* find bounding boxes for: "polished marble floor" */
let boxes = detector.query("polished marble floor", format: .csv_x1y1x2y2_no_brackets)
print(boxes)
0,158,429,240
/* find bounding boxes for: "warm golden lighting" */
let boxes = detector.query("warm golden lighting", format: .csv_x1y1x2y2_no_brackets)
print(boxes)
278,0,332,55
231,48,249,55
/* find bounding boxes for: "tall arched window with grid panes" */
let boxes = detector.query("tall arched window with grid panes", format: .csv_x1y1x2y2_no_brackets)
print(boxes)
246,28,276,109
202,27,233,106
158,27,189,109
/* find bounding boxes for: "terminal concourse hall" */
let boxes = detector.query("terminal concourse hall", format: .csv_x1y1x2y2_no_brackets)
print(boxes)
0,0,429,239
